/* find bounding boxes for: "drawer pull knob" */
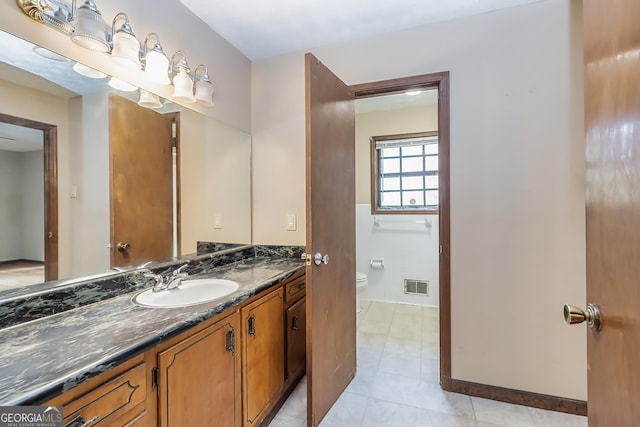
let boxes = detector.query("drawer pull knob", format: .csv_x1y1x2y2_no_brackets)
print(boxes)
65,415,99,427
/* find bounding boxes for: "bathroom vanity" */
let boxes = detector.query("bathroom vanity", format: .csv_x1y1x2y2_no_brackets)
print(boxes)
0,246,306,427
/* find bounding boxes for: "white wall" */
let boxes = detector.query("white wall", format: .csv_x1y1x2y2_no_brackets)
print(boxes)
0,149,44,262
0,150,23,261
180,109,252,255
20,150,44,261
252,0,586,400
67,93,111,277
357,205,439,306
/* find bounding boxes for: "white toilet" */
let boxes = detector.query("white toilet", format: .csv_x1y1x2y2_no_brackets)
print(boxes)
356,272,368,313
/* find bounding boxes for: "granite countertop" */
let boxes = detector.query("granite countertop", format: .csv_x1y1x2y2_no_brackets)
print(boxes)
0,255,304,406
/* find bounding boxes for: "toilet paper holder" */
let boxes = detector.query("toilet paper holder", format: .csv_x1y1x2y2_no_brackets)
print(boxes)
370,258,384,269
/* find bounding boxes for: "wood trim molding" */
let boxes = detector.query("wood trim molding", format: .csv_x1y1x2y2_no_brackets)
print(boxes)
450,379,587,416
0,113,58,281
350,71,451,388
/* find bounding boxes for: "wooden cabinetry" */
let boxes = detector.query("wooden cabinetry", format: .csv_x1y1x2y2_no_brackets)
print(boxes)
286,296,306,382
46,355,150,427
157,312,241,427
45,271,306,427
283,268,306,387
241,287,285,427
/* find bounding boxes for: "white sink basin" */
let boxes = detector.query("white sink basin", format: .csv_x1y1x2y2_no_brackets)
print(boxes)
133,279,240,308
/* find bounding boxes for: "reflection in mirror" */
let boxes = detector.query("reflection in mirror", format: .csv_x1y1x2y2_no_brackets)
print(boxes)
0,30,251,292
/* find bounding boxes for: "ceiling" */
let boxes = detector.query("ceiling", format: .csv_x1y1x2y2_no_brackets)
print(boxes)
178,0,543,60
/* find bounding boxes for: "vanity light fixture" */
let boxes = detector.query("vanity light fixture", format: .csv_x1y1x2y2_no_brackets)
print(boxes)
138,89,163,109
170,51,195,103
405,89,423,96
142,33,171,85
72,62,107,79
108,77,138,92
110,13,141,70
194,65,215,107
70,0,110,53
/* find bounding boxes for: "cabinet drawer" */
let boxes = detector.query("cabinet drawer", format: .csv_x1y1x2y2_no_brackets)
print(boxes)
284,270,306,304
62,363,147,427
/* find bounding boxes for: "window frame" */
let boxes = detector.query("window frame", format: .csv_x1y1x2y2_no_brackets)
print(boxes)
370,130,439,215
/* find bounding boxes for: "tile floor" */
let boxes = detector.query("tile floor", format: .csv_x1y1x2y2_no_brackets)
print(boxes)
0,261,45,291
270,300,587,427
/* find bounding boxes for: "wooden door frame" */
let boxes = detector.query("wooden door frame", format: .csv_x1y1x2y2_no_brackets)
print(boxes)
0,113,58,281
350,71,452,389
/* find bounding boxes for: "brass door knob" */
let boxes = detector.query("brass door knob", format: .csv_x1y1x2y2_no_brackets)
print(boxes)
117,242,131,253
563,303,602,332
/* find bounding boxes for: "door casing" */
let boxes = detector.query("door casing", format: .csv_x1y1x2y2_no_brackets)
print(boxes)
0,113,58,281
350,71,452,388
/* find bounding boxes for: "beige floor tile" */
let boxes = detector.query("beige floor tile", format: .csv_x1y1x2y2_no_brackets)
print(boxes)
278,380,307,420
269,412,306,427
384,335,422,359
272,301,585,427
472,397,536,427
528,407,587,427
319,392,368,426
420,408,477,427
360,398,421,427
378,350,421,378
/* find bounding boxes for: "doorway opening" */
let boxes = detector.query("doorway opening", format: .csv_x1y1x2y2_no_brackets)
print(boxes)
351,72,451,388
0,113,58,287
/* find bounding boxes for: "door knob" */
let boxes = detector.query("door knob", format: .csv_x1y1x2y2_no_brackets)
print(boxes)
117,242,131,253
314,253,329,265
563,303,602,332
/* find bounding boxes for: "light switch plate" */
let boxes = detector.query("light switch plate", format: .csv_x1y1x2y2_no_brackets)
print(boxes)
287,214,297,231
214,215,222,229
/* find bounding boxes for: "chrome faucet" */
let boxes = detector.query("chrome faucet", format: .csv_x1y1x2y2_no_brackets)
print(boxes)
145,264,189,292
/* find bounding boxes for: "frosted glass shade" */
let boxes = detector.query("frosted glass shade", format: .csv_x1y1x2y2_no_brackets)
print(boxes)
111,32,141,70
144,50,170,85
138,90,163,109
108,77,138,92
195,79,214,107
172,70,195,103
71,2,109,52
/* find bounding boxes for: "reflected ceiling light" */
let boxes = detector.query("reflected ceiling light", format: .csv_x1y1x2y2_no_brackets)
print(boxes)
405,89,423,96
170,50,195,103
138,89,163,109
110,13,141,70
194,65,215,107
108,77,138,92
143,33,170,85
32,46,69,62
70,0,110,53
73,62,107,79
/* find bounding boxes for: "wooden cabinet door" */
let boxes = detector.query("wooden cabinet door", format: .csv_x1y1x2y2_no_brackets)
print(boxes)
286,296,306,382
157,312,241,427
241,287,284,426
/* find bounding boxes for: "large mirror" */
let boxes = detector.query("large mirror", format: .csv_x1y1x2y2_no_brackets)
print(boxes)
0,30,252,293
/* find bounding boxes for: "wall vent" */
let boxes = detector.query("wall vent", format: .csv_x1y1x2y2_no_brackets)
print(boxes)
404,279,429,296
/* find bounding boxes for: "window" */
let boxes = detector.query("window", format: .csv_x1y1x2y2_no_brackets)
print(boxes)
371,131,438,214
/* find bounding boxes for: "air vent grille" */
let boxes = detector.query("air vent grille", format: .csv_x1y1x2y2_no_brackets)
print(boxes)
404,279,429,296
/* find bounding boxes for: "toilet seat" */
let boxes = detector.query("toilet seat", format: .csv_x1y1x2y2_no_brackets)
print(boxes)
356,272,368,288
